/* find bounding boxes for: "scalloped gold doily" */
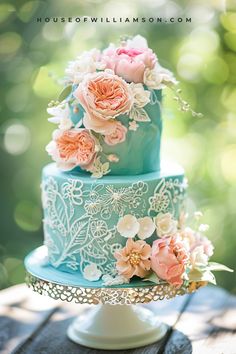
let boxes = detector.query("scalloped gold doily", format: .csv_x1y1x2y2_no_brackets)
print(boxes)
26,272,206,305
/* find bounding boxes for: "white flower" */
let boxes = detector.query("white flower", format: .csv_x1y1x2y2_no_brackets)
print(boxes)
199,224,209,232
137,217,155,240
144,64,177,90
130,83,150,108
190,246,208,268
117,214,140,238
102,274,129,286
65,49,105,84
129,121,139,131
83,263,102,281
47,102,73,131
154,212,177,237
126,35,148,49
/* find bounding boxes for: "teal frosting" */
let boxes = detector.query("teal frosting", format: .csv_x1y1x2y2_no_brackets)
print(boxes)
70,88,162,176
101,90,162,175
42,163,186,280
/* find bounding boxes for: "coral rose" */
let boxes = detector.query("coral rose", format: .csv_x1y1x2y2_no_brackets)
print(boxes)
104,121,127,146
74,71,132,135
151,236,188,287
102,36,156,83
114,238,151,279
46,129,96,171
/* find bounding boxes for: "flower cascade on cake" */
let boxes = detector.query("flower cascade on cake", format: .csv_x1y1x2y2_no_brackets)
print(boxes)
46,35,181,178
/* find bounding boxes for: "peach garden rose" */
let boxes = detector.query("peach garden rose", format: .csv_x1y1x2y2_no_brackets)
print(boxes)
46,129,96,171
74,71,132,135
151,236,189,287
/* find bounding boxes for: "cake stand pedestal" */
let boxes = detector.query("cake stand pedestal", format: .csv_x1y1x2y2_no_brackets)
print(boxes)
25,246,202,350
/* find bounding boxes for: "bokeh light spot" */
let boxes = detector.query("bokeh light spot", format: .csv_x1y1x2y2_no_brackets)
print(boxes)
4,258,24,285
221,12,236,32
177,54,203,81
203,57,229,84
33,66,59,98
224,32,236,52
14,200,42,232
0,32,22,56
3,122,31,155
0,3,15,24
18,1,40,23
220,145,236,183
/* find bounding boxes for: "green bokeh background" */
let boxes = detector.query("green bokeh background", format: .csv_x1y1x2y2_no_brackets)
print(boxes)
0,0,235,292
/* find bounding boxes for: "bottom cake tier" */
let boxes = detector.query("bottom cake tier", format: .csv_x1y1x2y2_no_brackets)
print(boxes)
42,162,186,283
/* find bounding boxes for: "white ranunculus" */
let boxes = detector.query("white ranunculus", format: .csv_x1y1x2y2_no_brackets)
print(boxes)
126,35,148,49
137,217,155,240
130,83,150,108
154,212,178,237
47,102,73,131
65,48,105,84
190,246,208,268
102,274,129,286
144,64,178,90
117,214,140,238
83,263,102,281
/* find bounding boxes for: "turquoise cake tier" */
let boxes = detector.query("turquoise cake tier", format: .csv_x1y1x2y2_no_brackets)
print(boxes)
72,89,162,175
42,163,186,280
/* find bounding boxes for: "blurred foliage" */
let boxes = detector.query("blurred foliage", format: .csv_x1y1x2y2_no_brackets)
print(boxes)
0,0,235,292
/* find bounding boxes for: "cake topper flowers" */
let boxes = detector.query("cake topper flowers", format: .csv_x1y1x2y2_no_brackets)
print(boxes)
46,35,202,177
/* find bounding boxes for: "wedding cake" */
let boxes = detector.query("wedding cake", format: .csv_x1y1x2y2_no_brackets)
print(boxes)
42,35,229,288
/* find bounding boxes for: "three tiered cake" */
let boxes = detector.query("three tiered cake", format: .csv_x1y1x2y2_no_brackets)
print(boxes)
41,35,229,288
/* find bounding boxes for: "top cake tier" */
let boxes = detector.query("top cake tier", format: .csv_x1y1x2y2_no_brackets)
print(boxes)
46,35,177,178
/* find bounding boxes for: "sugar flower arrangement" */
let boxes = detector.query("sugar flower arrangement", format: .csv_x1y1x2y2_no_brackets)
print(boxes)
46,35,199,178
97,211,232,288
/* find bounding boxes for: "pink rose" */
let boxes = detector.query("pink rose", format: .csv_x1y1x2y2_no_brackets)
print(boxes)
151,236,189,288
74,71,132,135
46,129,96,171
102,46,156,83
104,121,127,146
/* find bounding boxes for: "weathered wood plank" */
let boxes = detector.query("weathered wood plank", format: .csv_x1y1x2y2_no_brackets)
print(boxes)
0,284,60,354
1,284,235,354
165,286,236,354
4,285,188,354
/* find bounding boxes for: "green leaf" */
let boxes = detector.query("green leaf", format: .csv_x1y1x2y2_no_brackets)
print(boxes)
143,272,162,284
58,85,72,102
207,262,234,272
189,269,216,285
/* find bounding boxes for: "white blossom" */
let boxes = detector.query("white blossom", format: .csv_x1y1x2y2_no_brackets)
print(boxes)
117,214,140,238
137,217,155,240
47,102,73,131
130,83,150,108
154,212,178,237
190,246,208,268
144,63,178,90
83,263,102,281
65,49,105,84
102,274,129,286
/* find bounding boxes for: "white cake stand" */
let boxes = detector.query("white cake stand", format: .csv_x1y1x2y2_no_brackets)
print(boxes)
25,246,203,350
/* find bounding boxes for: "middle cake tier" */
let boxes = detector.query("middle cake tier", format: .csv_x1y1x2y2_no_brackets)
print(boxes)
42,163,186,280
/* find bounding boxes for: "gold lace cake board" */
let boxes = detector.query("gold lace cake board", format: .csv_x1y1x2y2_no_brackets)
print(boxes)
25,247,205,305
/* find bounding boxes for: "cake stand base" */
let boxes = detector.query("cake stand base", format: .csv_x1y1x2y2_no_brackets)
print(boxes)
67,304,168,350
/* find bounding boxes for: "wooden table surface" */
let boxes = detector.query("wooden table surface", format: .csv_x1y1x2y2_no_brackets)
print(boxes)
0,284,236,354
